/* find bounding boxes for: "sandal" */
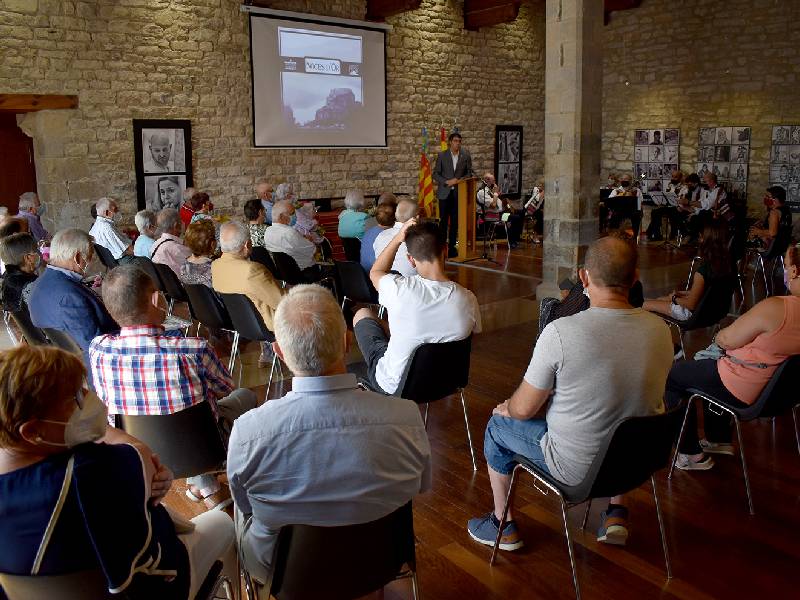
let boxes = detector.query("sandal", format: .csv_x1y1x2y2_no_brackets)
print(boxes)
185,482,220,502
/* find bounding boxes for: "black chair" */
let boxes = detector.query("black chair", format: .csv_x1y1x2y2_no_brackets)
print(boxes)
490,409,682,599
7,306,48,346
669,355,800,515
184,284,240,374
118,401,225,479
269,251,305,287
267,501,418,600
341,237,361,263
250,246,279,279
754,227,792,297
153,262,189,317
334,260,378,309
92,243,118,270
218,292,281,401
41,328,82,355
319,237,334,261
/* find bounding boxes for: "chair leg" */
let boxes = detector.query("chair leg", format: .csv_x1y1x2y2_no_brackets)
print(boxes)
460,389,478,472
733,417,755,515
410,570,420,600
759,255,769,297
560,498,581,600
423,403,429,429
669,396,694,479
490,464,521,565
228,332,240,374
167,298,175,317
792,406,800,457
580,499,592,531
678,330,687,361
651,475,673,579
265,354,277,402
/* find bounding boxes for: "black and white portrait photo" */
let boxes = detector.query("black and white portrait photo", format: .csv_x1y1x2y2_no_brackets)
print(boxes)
648,145,663,162
664,129,679,145
665,146,679,163
697,163,710,178
498,162,520,195
732,145,749,163
772,145,789,164
699,146,715,162
494,125,524,199
789,145,800,165
634,163,648,179
733,164,748,181
716,127,731,145
714,145,731,162
141,128,186,173
634,130,649,145
699,128,716,145
649,130,663,145
144,175,186,212
634,146,647,161
646,179,662,192
791,127,800,144
773,126,791,144
733,127,750,144
788,184,800,206
631,128,679,185
498,130,521,163
134,119,193,210
716,162,731,181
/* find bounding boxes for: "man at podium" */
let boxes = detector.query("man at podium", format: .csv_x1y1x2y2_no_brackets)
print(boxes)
433,132,473,258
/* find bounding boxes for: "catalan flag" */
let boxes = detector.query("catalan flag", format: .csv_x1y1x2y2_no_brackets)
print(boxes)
418,128,436,218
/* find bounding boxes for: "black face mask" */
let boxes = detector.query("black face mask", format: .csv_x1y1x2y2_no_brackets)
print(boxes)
620,181,631,188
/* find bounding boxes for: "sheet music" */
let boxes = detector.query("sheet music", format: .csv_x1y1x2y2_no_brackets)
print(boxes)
663,191,678,206
649,192,667,206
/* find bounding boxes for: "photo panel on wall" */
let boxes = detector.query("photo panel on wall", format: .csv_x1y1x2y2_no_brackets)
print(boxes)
769,125,800,211
133,119,193,211
144,175,186,212
632,128,679,192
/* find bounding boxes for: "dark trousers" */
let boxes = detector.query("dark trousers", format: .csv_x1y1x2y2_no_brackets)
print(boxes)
609,210,642,238
664,359,747,454
647,206,681,239
439,189,459,252
507,212,524,245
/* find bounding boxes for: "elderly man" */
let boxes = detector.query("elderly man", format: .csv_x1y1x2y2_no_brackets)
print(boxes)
255,182,274,225
354,220,481,395
262,200,317,273
90,265,257,505
466,237,672,551
28,228,118,364
89,197,138,264
17,192,49,242
151,207,191,275
143,131,173,173
372,198,420,278
133,209,157,257
227,284,431,585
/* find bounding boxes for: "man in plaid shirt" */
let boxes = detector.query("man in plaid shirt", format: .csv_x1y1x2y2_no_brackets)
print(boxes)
90,265,257,504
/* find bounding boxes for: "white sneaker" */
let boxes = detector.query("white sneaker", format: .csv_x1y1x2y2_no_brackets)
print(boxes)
699,438,735,456
675,453,714,471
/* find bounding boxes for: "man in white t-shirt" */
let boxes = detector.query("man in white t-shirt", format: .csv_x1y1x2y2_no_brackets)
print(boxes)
372,199,419,278
353,219,481,395
466,236,672,553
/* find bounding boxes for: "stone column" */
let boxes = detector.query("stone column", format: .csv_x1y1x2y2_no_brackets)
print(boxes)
537,0,603,299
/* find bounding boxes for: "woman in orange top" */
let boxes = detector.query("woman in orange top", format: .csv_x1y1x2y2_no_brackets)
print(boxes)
665,244,800,471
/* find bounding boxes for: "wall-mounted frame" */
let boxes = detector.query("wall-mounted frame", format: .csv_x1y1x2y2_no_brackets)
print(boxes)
494,125,523,199
769,125,800,212
133,119,193,211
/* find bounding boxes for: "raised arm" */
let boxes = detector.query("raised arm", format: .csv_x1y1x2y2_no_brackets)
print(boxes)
369,218,417,289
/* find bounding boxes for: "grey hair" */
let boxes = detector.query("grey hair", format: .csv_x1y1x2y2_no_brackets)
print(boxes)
95,197,115,215
219,220,250,253
156,207,180,233
134,210,155,234
271,200,293,223
49,228,93,264
395,198,419,223
274,284,346,376
343,189,366,210
101,264,154,325
18,192,38,211
0,232,38,266
274,182,293,202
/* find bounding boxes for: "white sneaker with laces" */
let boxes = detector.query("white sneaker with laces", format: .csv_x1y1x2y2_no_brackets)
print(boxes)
699,438,735,456
675,453,715,471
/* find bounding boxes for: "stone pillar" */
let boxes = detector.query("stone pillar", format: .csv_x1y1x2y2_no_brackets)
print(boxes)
537,0,603,299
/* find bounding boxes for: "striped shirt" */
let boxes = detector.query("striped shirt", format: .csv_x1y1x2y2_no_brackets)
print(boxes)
89,325,232,416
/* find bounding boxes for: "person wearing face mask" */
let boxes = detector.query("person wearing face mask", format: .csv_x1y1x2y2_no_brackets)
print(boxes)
17,191,50,243
150,207,191,277
89,196,138,264
0,344,237,599
0,232,41,313
748,186,792,250
608,174,644,238
664,244,800,471
262,199,320,275
27,228,118,367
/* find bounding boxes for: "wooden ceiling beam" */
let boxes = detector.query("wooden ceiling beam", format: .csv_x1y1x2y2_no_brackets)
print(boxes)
365,0,422,22
0,94,79,113
464,0,522,31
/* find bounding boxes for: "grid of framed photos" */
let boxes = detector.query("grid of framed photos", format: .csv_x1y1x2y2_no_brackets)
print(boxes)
696,126,750,198
769,125,800,211
633,128,680,192
133,119,193,211
494,125,523,199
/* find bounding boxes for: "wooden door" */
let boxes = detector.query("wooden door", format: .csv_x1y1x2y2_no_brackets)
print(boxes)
0,113,36,213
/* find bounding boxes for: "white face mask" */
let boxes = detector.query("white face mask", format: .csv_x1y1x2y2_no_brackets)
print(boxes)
37,203,47,217
37,390,108,448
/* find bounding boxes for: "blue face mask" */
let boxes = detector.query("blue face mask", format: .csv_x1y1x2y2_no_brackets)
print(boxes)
289,214,297,227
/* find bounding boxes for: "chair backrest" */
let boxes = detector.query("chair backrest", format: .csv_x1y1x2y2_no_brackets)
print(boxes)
537,297,561,338
270,501,415,600
153,262,188,303
135,257,166,293
396,336,472,403
10,306,48,345
270,252,304,285
740,355,800,420
41,328,82,355
250,246,279,278
118,401,225,479
184,284,234,331
762,220,793,260
334,260,376,304
218,292,274,343
0,569,112,600
92,243,118,270
682,275,736,330
341,237,361,262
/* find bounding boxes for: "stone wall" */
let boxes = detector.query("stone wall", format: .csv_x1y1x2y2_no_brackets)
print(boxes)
602,0,800,211
0,0,545,230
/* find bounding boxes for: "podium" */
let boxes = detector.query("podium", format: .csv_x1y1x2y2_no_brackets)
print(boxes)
453,177,479,261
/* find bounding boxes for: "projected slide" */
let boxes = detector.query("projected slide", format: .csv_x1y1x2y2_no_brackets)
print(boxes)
250,13,387,148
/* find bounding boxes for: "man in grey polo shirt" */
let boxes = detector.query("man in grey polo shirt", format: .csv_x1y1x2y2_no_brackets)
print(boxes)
467,236,672,551
227,284,431,586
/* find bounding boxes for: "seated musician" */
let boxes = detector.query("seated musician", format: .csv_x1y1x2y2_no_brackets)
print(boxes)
675,173,702,239
647,170,683,241
524,179,544,242
608,174,643,237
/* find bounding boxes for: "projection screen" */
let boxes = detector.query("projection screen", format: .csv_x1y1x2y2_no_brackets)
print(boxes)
248,9,388,148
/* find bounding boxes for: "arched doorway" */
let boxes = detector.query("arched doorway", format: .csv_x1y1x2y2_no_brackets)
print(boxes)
0,113,37,213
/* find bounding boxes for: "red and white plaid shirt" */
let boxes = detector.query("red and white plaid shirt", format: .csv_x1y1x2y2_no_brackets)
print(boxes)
89,325,233,416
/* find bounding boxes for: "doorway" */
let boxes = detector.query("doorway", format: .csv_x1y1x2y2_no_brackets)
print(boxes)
0,113,37,213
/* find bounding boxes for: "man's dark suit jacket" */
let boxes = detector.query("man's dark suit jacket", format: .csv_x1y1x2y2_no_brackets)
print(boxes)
432,149,473,200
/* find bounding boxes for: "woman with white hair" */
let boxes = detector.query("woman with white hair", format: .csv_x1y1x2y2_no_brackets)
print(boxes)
337,189,375,240
133,210,157,257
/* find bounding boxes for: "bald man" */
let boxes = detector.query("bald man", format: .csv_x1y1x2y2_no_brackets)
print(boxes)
144,131,173,173
467,236,672,552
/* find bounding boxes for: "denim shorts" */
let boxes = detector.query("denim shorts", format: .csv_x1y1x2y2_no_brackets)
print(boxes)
484,415,550,476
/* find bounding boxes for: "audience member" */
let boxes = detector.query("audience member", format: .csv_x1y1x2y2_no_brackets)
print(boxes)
354,220,481,394
0,217,27,275
676,172,703,238
89,197,137,264
255,182,274,225
696,172,726,230
28,229,118,363
90,265,257,503
180,219,217,287
749,186,791,250
17,191,50,242
244,198,268,248
133,209,157,257
262,200,317,271
338,189,375,240
227,284,431,584
467,236,672,550
151,207,191,276
524,179,545,240
293,201,324,245
372,198,420,278
608,174,644,238
0,345,236,599
273,182,295,204
179,190,202,227
0,232,40,312
360,202,396,273
665,244,800,470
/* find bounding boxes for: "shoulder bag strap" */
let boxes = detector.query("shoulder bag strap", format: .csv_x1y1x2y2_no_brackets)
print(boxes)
31,454,75,575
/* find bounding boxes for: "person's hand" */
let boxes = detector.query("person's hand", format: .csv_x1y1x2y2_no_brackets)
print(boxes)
446,178,459,186
397,217,418,241
149,454,174,506
492,401,510,417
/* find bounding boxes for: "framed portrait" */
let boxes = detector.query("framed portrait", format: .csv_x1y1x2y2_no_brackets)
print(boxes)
494,125,523,199
770,125,800,211
133,119,193,210
631,128,679,187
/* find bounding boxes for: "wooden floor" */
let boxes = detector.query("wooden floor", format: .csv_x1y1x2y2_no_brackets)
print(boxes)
155,240,799,599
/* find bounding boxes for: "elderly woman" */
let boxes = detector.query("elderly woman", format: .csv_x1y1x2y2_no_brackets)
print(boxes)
665,244,800,471
180,219,217,287
244,198,268,248
0,345,236,599
0,232,41,312
338,189,375,241
133,209,157,257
